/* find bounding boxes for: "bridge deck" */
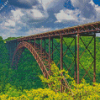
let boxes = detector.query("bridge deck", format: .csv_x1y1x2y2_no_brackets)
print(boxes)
7,21,100,42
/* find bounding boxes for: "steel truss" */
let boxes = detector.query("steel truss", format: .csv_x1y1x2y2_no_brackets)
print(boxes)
77,33,96,84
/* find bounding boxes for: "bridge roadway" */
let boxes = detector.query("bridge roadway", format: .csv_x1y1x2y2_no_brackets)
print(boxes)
6,21,100,92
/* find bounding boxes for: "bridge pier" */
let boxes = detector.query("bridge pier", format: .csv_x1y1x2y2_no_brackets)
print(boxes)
60,35,63,92
49,37,51,74
74,35,77,83
93,32,96,83
40,38,42,58
52,38,53,60
77,33,80,84
76,32,96,84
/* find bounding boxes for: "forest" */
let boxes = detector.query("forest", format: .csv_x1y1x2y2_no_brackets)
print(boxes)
0,36,100,100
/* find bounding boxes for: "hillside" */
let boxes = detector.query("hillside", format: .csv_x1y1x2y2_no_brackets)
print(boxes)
0,36,100,99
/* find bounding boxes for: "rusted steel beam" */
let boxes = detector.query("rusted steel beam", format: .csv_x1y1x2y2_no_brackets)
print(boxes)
77,33,79,84
12,41,50,78
74,36,77,82
93,33,96,83
62,37,76,78
79,61,94,83
44,38,46,50
63,62,73,76
63,38,75,57
60,35,63,92
56,36,75,77
51,42,60,53
7,21,100,42
80,34,95,36
49,37,51,74
80,62,93,81
51,40,61,68
41,38,42,58
79,36,94,59
34,38,36,49
77,35,95,83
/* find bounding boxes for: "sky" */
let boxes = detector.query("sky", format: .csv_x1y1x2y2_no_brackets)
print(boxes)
0,0,100,39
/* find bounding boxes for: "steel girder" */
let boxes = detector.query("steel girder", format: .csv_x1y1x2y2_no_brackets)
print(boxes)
9,21,100,42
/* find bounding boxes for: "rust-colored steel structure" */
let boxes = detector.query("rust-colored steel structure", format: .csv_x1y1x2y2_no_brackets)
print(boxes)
6,21,100,92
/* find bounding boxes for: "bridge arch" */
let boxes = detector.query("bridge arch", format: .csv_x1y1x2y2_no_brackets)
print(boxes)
11,41,70,92
11,41,50,79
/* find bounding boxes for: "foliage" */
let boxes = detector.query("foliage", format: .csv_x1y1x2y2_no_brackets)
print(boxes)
4,37,21,41
0,62,100,99
0,36,46,93
38,63,100,100
39,62,73,93
0,36,100,99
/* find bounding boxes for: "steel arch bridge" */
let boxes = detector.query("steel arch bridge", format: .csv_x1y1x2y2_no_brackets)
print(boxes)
6,21,100,92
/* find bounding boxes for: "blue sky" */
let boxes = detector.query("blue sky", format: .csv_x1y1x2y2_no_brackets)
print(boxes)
0,0,100,39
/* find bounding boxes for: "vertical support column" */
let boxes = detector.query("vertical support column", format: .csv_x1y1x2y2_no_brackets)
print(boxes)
93,33,96,83
74,35,77,82
34,38,36,58
60,35,63,92
77,33,79,84
31,39,34,46
34,38,36,49
49,37,51,74
52,38,53,60
44,39,46,51
40,38,42,58
39,39,40,49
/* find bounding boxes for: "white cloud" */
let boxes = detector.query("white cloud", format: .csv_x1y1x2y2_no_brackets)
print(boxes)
40,0,66,13
71,0,91,8
0,23,17,39
11,9,24,21
27,26,52,35
41,0,58,10
95,5,100,13
82,0,100,22
20,5,49,24
4,9,24,28
93,5,100,22
4,5,48,29
55,9,80,22
89,0,95,6
30,9,44,18
70,0,96,19
54,0,99,24
24,8,48,20
0,3,50,39
5,20,15,27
